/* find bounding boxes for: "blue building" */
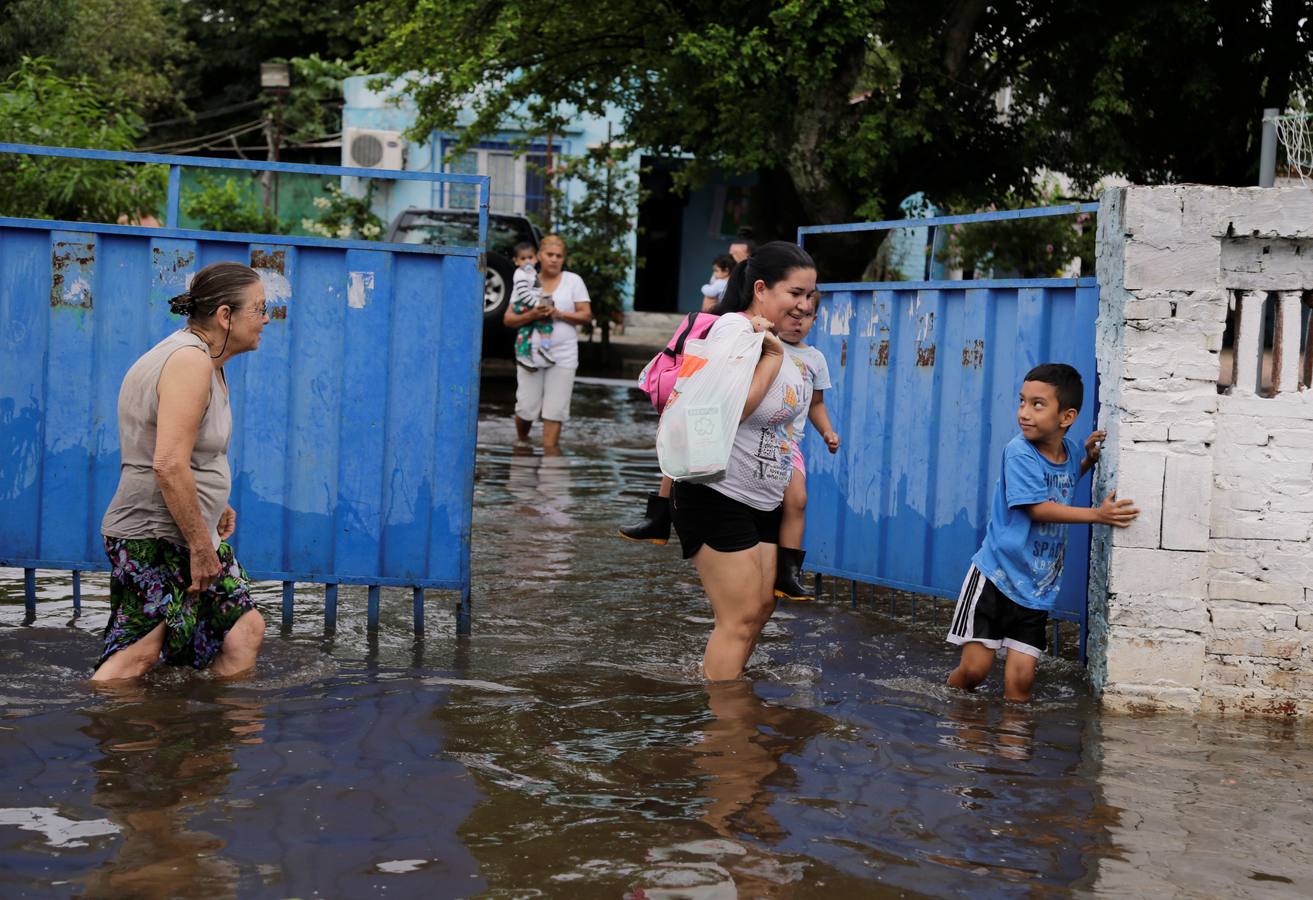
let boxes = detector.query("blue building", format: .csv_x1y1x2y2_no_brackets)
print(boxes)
342,75,753,313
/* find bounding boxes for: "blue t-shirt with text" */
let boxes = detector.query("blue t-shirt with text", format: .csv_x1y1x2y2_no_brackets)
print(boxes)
972,434,1083,613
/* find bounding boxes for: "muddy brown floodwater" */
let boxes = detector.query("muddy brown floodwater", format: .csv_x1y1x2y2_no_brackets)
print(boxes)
1,379,1311,898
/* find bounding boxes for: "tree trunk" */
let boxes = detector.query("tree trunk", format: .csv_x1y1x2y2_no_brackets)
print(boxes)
780,50,878,277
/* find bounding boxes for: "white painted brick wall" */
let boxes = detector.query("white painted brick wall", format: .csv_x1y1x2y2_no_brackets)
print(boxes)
1162,455,1211,551
1108,451,1165,549
1093,185,1313,718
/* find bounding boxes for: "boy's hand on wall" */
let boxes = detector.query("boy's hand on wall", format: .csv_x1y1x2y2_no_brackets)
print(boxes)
824,431,841,453
1084,430,1106,463
1095,491,1139,527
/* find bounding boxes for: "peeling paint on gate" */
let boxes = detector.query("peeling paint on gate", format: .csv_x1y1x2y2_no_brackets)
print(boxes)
348,271,375,309
50,237,95,309
914,311,936,367
872,339,890,367
250,246,291,320
151,243,196,314
962,339,984,368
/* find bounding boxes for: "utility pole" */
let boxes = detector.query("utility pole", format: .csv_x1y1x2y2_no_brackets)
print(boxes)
261,62,292,216
1259,107,1278,187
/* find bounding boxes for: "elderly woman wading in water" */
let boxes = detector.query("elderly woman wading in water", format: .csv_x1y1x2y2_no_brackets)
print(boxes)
671,241,817,680
94,262,269,680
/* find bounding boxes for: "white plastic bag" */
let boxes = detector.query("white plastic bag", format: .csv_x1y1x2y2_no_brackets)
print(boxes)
656,326,764,482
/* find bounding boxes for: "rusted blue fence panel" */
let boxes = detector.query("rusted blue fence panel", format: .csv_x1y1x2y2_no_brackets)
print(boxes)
0,145,488,634
799,207,1099,658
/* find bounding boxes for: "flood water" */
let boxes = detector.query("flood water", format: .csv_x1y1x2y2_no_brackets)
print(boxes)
2,379,1311,898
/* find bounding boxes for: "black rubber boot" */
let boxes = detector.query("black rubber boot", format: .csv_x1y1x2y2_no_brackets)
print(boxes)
618,493,671,544
774,547,815,601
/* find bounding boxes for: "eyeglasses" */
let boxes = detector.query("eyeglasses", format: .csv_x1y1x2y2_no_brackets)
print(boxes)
219,301,270,319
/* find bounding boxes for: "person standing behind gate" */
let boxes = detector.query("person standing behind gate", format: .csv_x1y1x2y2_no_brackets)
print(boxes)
699,254,735,312
95,262,269,680
671,241,816,681
946,364,1139,702
504,234,591,449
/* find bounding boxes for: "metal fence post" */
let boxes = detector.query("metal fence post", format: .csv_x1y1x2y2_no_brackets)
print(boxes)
457,583,472,636
324,583,338,631
367,585,381,631
166,165,181,226
24,568,36,619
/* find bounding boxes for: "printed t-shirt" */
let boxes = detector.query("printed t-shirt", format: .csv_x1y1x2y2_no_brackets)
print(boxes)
781,342,832,446
706,313,808,512
972,434,1083,612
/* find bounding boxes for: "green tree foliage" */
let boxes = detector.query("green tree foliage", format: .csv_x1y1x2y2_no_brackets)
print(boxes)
358,0,1312,238
0,59,166,222
938,186,1095,279
544,146,641,348
278,55,365,145
0,0,190,119
1005,0,1311,187
168,1,363,138
182,173,283,234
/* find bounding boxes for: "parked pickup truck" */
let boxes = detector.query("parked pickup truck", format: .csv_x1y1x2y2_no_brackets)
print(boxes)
386,208,542,331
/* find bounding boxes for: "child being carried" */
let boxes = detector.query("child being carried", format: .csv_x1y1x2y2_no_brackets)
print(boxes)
774,289,841,601
510,242,555,369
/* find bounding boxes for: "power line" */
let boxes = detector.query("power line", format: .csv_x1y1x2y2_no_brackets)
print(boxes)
138,119,265,153
144,99,264,130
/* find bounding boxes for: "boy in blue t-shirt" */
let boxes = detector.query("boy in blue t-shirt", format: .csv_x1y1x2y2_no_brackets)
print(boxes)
947,363,1139,702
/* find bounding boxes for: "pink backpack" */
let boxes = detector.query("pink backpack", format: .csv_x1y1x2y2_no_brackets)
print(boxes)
639,311,719,412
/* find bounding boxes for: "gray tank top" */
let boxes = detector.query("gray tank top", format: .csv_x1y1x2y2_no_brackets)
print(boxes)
101,330,232,549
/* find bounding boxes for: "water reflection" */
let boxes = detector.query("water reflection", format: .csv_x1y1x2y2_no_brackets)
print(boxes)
629,681,833,898
77,682,263,899
939,696,1037,765
692,681,830,842
506,444,575,520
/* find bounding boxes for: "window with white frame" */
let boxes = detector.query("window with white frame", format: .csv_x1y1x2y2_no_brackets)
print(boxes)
443,143,551,216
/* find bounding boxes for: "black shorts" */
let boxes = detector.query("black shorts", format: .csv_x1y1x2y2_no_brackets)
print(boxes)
946,565,1048,658
670,482,782,560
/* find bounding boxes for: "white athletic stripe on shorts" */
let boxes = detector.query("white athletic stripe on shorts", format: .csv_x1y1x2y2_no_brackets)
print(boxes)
945,564,1044,658
948,565,986,644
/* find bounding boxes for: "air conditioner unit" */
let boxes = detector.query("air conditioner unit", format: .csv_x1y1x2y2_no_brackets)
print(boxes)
343,128,405,170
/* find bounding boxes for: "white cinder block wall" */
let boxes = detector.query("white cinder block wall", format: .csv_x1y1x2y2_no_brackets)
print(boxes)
1091,185,1313,716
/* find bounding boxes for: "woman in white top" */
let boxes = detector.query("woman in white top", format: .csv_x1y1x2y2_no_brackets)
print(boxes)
669,242,818,680
503,234,592,448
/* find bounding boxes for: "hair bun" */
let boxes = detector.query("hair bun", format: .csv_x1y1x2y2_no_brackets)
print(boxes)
168,291,195,316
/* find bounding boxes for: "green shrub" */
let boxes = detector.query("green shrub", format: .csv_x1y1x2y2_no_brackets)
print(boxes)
0,57,165,222
183,173,283,235
300,183,383,240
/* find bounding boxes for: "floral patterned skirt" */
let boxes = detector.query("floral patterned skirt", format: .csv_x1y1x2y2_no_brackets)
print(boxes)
98,536,259,671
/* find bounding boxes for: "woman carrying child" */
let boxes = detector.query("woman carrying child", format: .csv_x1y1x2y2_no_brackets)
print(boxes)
671,241,817,680
774,290,841,601
503,235,591,449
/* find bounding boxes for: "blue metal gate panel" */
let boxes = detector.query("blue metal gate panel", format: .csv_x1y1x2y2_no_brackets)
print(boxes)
799,207,1100,642
0,144,489,631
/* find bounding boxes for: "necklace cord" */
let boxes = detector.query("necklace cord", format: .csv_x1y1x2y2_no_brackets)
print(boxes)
190,306,233,359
